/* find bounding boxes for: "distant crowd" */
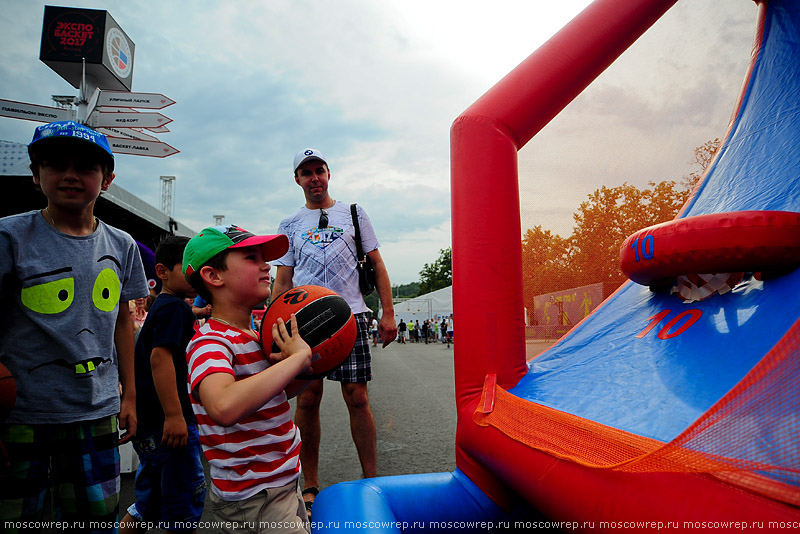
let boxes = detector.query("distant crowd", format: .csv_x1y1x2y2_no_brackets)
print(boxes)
396,315,453,346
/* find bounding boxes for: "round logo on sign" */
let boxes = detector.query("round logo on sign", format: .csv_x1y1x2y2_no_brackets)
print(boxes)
105,27,132,79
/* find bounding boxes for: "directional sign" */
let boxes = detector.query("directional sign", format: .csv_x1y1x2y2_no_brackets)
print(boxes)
89,110,173,129
98,126,159,143
98,90,175,110
0,98,71,123
144,124,170,134
107,136,179,158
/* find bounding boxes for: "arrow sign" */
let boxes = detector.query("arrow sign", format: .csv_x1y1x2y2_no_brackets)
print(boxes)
144,124,170,134
98,127,159,143
98,90,175,110
89,111,173,129
0,98,71,123
107,137,179,158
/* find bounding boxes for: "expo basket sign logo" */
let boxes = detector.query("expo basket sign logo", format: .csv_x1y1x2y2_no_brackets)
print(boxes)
105,27,132,80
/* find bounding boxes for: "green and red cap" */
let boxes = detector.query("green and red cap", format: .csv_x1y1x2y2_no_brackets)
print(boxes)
183,225,289,277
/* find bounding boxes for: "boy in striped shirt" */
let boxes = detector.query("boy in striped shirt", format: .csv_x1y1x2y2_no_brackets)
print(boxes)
183,225,313,533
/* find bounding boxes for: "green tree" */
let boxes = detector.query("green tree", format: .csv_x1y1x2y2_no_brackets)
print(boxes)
393,282,420,299
364,282,421,317
363,290,379,316
419,247,452,294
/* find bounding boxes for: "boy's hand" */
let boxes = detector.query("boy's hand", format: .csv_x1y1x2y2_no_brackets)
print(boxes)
162,415,189,448
272,314,312,371
118,396,137,445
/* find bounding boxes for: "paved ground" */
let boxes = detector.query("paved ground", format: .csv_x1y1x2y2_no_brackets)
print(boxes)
119,338,555,532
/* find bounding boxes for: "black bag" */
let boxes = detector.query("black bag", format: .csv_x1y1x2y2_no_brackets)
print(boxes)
351,203,376,296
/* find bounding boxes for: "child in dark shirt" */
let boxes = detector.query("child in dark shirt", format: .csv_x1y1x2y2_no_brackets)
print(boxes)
121,236,206,533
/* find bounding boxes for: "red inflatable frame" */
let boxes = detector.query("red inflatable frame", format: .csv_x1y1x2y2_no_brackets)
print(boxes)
450,0,800,525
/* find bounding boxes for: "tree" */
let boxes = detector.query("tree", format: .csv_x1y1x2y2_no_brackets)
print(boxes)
519,139,720,295
568,181,690,288
419,247,452,294
682,137,721,191
363,290,379,317
393,282,420,299
521,226,574,311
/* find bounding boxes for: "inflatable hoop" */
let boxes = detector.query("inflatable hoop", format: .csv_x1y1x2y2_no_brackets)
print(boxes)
620,211,800,286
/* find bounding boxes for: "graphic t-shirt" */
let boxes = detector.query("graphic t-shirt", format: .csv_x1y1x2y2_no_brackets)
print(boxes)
0,210,148,424
186,319,301,500
274,202,379,314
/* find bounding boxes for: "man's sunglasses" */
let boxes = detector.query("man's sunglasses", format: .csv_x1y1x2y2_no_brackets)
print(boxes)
319,209,329,229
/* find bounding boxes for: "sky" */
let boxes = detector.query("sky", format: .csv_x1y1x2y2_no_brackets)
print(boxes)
0,0,758,284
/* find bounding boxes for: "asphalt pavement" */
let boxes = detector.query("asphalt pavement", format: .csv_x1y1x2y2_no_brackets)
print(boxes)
120,337,467,532
118,338,556,532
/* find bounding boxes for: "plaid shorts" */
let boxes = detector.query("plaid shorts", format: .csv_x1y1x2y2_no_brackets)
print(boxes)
0,415,120,533
326,312,372,383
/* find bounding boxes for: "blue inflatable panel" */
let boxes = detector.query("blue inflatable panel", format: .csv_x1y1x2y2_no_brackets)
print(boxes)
514,270,800,442
312,469,518,533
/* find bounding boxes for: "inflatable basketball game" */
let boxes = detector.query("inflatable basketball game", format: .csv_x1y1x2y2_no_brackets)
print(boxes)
312,0,800,530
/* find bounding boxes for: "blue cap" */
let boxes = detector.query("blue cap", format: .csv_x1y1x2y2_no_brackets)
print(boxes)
29,121,115,171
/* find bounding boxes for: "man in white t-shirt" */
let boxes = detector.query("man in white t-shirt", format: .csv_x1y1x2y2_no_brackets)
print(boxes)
273,148,397,518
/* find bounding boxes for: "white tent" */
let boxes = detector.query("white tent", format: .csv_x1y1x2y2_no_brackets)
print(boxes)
394,286,452,322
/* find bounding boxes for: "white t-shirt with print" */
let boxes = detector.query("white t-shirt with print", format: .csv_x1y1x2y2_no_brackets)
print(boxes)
274,201,379,315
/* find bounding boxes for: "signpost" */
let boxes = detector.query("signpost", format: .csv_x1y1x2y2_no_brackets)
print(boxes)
97,126,159,142
143,124,170,134
97,90,175,110
2,8,179,159
107,137,179,158
0,98,71,123
88,110,172,129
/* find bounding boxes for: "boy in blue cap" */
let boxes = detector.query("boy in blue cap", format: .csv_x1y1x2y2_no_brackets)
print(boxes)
0,121,149,531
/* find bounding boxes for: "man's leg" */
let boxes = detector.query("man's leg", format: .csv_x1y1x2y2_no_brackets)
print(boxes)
340,382,377,479
295,379,324,503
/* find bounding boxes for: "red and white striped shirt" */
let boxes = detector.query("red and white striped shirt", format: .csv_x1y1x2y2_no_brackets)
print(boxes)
186,319,301,501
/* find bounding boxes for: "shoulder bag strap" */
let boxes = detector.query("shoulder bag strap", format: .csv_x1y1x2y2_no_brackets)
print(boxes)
350,203,365,261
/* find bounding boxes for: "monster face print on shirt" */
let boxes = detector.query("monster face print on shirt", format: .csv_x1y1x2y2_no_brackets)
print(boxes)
22,253,123,377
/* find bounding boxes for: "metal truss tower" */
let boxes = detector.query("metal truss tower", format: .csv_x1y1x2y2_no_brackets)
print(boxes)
160,175,176,217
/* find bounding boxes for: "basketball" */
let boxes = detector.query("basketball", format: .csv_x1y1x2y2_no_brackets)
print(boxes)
261,285,357,378
0,362,17,421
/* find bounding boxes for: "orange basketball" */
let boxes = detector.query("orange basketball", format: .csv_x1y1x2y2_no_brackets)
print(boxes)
0,362,17,421
261,285,357,378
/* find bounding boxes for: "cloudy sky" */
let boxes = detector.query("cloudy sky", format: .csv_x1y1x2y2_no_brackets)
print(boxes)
0,0,758,284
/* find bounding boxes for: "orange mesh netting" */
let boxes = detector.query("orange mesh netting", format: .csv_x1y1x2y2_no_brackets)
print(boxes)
474,318,800,507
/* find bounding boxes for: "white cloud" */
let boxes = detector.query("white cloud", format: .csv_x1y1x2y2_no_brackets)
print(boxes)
0,0,759,283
